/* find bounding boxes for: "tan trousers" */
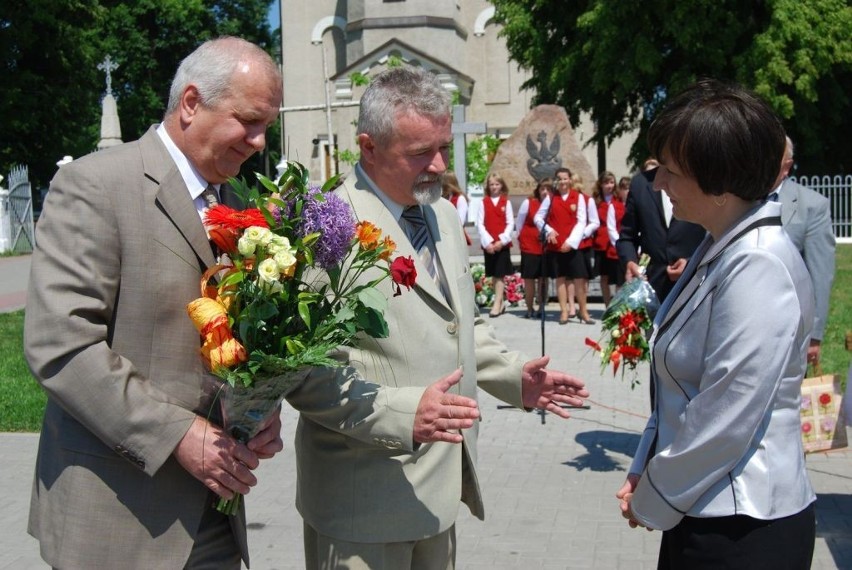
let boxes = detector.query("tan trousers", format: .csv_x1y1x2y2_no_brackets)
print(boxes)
304,521,456,570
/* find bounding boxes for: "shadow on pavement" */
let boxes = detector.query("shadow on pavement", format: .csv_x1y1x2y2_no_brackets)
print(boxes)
816,493,852,567
563,430,641,472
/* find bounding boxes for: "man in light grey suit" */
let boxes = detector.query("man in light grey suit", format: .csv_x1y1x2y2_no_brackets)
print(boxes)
25,37,284,569
772,137,836,365
286,66,589,569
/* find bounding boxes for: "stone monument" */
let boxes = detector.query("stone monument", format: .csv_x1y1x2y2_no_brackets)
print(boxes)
487,105,595,198
97,55,123,150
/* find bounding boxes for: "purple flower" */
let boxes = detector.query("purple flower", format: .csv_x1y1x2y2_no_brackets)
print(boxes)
299,187,355,268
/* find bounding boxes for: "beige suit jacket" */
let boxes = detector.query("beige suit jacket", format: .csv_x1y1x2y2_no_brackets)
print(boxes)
286,168,526,544
24,127,249,568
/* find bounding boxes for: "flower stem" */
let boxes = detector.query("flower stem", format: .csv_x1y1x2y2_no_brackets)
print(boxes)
215,492,242,516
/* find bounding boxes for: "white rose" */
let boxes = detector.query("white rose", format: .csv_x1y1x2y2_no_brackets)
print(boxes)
257,258,283,292
267,234,292,255
237,234,257,257
244,226,273,247
273,248,297,272
611,329,621,339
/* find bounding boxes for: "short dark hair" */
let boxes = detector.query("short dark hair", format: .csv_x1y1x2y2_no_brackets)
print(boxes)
647,79,786,200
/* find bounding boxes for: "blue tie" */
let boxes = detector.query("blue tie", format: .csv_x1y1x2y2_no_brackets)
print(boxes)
401,206,438,285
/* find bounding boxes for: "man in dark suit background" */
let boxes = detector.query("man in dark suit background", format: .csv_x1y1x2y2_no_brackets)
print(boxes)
616,165,706,303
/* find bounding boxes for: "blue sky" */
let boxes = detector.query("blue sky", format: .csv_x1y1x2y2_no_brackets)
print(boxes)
266,1,280,31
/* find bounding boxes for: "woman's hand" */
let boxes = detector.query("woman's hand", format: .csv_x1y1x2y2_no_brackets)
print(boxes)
616,473,651,530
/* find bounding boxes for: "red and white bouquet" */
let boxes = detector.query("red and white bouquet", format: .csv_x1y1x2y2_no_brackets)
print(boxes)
186,162,414,514
585,255,659,387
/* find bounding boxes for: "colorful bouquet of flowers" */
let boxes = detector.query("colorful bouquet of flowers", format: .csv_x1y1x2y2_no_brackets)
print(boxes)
186,162,414,514
585,255,660,387
471,263,493,307
470,263,524,308
504,272,526,305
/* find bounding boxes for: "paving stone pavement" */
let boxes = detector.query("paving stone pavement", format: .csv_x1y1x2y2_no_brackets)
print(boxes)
2,277,851,568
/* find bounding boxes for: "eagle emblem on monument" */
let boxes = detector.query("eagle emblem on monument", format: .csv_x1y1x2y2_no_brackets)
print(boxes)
526,130,562,181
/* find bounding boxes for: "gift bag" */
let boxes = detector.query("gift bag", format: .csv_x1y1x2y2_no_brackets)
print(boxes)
800,370,848,454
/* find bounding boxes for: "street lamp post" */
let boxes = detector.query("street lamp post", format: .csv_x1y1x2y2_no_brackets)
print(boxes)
313,37,337,179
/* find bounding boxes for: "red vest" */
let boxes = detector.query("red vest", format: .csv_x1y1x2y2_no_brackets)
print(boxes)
483,195,511,249
545,190,581,252
579,195,597,250
606,198,626,260
518,198,543,254
593,199,612,251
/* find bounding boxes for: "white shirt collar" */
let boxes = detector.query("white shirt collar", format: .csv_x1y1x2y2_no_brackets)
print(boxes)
155,123,218,199
355,163,406,222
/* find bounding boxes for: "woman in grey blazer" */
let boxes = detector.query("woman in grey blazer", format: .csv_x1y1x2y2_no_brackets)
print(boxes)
616,80,816,569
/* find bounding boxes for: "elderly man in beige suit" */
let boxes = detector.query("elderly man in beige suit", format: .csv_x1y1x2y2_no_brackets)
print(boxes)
25,37,283,569
286,66,589,570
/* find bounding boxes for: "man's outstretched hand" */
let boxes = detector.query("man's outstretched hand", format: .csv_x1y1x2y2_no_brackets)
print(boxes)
521,355,589,418
414,368,479,444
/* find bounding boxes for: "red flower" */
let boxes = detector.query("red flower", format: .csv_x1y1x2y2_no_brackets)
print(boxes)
390,256,417,296
618,346,644,361
205,205,269,231
801,421,812,434
209,226,239,255
619,311,642,335
585,337,602,351
819,393,832,407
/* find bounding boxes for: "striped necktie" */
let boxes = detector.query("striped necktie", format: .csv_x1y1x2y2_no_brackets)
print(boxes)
401,206,438,285
201,184,219,209
200,185,220,256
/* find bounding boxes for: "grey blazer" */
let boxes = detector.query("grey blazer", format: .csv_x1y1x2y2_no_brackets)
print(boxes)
286,168,526,543
628,202,816,530
779,178,836,340
24,127,249,568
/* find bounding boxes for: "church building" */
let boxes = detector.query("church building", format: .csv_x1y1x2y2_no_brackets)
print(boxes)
278,0,633,186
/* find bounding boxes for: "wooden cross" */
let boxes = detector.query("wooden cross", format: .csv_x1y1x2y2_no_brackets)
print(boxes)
97,55,119,96
451,105,487,195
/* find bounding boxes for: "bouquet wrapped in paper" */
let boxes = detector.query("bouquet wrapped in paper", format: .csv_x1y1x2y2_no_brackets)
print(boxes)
187,162,414,514
585,255,660,386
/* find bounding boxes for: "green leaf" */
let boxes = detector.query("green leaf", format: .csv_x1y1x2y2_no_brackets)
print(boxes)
356,287,388,312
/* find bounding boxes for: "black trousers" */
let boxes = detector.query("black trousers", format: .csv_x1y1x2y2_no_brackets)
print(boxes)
658,503,815,570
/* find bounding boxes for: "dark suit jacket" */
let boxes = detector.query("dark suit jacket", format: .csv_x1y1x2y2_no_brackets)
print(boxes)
24,127,250,568
616,168,706,302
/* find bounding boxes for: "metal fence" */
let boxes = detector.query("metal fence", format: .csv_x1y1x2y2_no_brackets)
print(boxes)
7,165,35,253
790,174,852,244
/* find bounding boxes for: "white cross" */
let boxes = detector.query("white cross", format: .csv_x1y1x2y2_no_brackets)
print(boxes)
97,55,119,96
451,105,487,194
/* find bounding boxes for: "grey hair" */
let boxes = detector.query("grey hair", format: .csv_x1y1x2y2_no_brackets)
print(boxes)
164,36,281,117
357,66,451,146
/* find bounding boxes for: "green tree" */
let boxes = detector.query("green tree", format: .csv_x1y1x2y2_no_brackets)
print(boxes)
0,0,101,191
1,0,276,190
492,0,852,174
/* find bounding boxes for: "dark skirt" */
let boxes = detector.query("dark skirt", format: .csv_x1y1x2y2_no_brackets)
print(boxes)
483,247,514,277
596,251,622,284
545,249,587,279
580,247,595,278
658,503,815,570
520,252,545,279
